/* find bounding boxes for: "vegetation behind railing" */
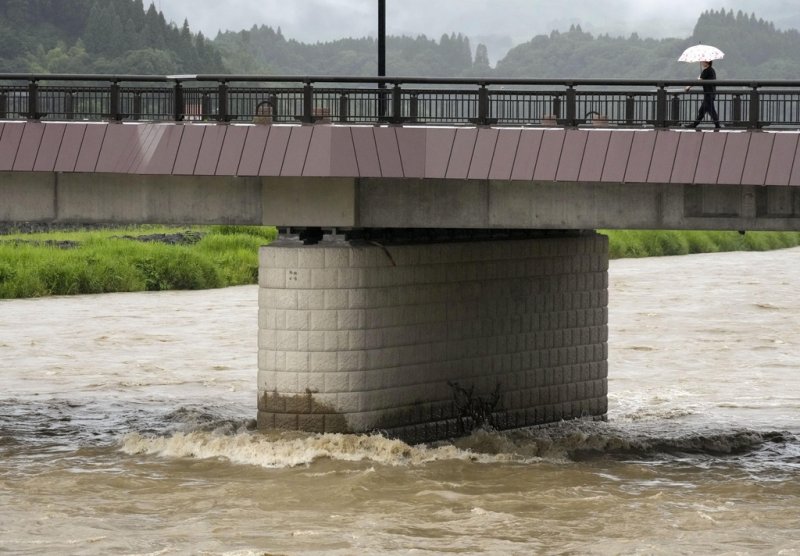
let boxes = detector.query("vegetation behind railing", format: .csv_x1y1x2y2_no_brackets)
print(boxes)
1,74,800,128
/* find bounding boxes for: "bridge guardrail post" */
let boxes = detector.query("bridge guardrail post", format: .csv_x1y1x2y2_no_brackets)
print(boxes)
409,93,418,123
201,93,212,121
302,81,314,123
27,80,39,120
173,81,184,121
391,83,402,123
478,84,489,125
377,82,387,120
0,91,6,119
625,94,635,125
748,85,760,129
669,92,679,125
65,92,74,120
133,92,142,121
552,94,561,122
217,81,228,122
110,81,121,121
339,93,349,123
269,93,279,121
655,84,667,128
565,85,576,126
732,93,742,126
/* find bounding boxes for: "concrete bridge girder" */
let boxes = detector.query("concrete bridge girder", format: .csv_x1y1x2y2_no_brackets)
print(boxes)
2,171,800,231
0,172,262,225
266,176,800,232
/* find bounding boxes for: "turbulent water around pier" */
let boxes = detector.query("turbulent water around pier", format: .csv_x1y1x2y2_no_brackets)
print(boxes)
1,249,799,554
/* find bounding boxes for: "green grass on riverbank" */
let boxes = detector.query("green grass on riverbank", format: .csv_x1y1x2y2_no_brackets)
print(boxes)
1,227,799,299
0,225,277,299
603,230,800,258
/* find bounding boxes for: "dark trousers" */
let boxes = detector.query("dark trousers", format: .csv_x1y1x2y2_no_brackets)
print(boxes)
693,94,720,126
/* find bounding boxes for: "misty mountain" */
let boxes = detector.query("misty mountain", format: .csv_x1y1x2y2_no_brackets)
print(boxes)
213,26,482,77
214,8,800,80
497,9,800,79
0,2,798,80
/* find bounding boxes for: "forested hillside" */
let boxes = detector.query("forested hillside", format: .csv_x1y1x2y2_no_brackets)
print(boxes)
0,0,224,73
0,2,797,79
215,8,800,79
214,26,486,76
496,9,800,79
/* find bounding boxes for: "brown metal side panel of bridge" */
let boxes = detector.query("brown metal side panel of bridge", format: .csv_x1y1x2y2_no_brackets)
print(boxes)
2,121,799,187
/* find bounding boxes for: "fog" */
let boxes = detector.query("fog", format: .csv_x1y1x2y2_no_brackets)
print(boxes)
158,0,800,60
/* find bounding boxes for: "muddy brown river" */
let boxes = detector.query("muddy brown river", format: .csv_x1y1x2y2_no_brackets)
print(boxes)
1,248,799,554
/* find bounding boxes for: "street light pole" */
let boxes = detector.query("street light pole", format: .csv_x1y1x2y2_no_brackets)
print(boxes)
378,0,386,118
378,0,386,78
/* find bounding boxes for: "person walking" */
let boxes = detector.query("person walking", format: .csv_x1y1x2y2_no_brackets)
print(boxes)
684,60,721,129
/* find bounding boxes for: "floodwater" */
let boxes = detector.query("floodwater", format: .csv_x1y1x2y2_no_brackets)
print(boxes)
1,248,799,555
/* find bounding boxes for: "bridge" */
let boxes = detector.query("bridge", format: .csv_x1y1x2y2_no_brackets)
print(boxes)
2,74,800,442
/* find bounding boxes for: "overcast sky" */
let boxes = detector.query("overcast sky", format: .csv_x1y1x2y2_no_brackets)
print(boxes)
157,0,800,59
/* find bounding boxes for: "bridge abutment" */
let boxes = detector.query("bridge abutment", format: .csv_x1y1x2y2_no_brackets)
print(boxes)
257,232,608,443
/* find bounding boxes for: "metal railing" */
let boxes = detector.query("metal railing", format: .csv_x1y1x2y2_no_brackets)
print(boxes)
1,74,799,129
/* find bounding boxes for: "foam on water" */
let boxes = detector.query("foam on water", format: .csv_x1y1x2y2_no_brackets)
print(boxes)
115,407,800,473
3,395,796,477
119,429,519,468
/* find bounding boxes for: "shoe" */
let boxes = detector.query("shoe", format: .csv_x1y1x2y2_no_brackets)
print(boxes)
682,123,697,129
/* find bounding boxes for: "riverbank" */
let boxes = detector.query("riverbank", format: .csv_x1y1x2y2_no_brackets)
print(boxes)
1,226,799,299
0,225,277,299
605,229,800,258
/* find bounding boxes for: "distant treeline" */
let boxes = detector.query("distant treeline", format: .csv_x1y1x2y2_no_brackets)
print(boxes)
214,25,489,77
0,3,798,79
0,0,224,73
497,9,800,79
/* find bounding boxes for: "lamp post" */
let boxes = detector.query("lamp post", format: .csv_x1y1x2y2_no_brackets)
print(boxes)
378,0,386,79
378,0,386,118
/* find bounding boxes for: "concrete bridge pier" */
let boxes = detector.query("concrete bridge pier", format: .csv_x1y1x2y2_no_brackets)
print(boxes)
257,231,609,443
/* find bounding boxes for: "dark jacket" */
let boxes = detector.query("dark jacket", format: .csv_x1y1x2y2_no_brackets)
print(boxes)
700,66,716,94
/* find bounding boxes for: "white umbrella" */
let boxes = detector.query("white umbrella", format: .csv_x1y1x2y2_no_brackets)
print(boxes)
678,44,724,63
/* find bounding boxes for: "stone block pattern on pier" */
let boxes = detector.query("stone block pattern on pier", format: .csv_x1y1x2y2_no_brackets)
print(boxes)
257,234,608,443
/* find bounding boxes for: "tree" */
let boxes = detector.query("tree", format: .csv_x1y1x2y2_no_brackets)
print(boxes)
473,44,491,72
25,40,90,73
142,3,166,50
83,3,112,53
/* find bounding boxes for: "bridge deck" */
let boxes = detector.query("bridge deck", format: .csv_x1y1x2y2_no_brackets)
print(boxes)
1,121,799,187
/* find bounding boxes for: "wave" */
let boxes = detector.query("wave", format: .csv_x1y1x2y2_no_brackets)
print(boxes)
118,413,799,470
614,406,696,422
119,429,519,468
4,399,794,471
